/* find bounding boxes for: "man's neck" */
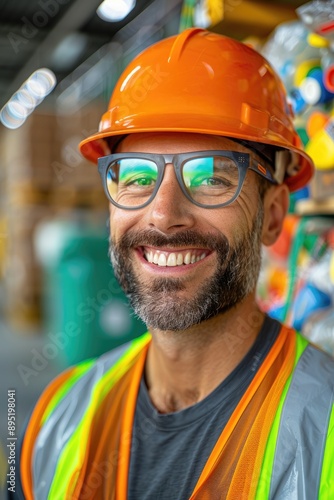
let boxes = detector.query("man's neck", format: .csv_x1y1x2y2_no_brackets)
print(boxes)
144,297,265,413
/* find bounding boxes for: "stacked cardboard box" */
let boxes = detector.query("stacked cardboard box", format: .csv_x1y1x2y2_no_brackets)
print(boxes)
1,102,108,329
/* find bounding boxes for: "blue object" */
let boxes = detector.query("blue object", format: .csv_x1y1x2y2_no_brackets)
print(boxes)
289,87,307,114
268,303,286,322
293,185,309,200
290,283,331,331
301,67,334,105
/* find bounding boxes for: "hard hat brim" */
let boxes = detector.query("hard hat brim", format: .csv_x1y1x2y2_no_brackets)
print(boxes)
79,125,314,193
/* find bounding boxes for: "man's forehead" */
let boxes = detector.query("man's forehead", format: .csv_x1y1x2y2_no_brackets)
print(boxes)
115,132,253,153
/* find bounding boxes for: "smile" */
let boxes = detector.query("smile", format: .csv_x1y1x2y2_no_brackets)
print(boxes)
142,247,210,267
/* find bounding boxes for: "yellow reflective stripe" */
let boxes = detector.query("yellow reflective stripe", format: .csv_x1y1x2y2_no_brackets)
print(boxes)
97,333,151,404
318,403,334,499
41,359,95,425
255,332,308,499
48,333,151,499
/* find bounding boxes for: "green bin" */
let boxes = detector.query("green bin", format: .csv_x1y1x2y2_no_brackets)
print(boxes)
35,216,147,365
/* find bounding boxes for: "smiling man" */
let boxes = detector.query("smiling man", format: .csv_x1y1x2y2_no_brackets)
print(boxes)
18,28,334,499
108,133,269,335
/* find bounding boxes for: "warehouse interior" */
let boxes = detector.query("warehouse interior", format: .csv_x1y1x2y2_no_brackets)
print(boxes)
1,0,334,495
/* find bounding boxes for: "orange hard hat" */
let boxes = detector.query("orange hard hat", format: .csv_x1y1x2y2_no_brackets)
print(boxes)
79,28,314,192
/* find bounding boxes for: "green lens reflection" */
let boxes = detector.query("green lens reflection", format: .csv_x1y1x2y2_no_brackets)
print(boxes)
118,158,158,187
182,155,239,204
107,158,158,206
183,157,214,187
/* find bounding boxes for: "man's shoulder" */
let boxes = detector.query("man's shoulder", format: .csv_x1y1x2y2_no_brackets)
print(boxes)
23,334,150,450
306,340,334,364
291,331,334,397
46,340,133,393
44,333,150,400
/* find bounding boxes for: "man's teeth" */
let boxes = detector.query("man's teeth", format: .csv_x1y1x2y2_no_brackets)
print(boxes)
144,250,207,267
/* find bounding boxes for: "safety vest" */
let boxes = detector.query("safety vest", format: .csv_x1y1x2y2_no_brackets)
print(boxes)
21,326,334,499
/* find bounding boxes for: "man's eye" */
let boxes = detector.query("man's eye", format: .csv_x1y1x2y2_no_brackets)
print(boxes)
130,176,155,186
121,174,156,188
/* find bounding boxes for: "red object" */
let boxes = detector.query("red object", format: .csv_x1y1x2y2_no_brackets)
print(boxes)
324,65,334,92
316,21,334,35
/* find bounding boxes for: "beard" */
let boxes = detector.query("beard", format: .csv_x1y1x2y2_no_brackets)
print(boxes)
109,207,264,331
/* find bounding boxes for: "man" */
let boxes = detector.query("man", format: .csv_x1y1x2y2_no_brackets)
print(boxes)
18,28,334,499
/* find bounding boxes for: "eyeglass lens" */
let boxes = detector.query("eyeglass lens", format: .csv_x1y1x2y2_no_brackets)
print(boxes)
106,155,241,208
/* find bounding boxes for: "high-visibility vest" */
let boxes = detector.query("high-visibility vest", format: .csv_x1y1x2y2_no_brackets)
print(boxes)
21,325,334,499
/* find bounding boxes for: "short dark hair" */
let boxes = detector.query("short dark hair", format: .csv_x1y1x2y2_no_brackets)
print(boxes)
256,175,272,200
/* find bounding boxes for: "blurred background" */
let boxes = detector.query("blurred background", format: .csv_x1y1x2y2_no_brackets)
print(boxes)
1,0,334,496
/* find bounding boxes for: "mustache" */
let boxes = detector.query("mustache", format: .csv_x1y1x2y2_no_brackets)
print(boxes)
112,228,230,253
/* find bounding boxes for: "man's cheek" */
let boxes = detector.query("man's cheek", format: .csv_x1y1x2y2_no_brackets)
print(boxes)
110,215,136,242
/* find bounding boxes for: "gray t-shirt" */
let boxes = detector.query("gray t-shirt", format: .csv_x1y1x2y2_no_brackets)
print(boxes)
128,315,281,500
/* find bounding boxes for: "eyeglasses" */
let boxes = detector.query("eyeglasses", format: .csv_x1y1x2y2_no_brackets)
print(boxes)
98,150,277,210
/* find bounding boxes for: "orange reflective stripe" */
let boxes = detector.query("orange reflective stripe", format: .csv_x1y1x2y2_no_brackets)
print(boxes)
116,342,150,500
21,366,78,500
189,325,296,499
21,326,299,499
62,337,151,499
228,325,295,498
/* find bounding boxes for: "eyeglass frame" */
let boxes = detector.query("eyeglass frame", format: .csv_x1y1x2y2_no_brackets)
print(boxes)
97,150,277,210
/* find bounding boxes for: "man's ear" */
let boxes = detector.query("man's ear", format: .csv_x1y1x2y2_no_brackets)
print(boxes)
261,184,290,246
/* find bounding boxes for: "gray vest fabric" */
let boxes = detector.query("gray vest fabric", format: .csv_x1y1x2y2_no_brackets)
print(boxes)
128,316,280,499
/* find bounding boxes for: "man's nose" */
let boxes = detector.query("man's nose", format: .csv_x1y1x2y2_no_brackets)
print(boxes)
143,164,196,233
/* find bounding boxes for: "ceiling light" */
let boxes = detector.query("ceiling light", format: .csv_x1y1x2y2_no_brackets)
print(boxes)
24,69,56,105
0,100,28,129
0,68,56,129
97,0,136,22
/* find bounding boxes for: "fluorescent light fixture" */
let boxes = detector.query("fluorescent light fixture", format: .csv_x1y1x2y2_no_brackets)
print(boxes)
0,68,56,129
97,0,136,22
0,100,27,129
25,69,56,104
